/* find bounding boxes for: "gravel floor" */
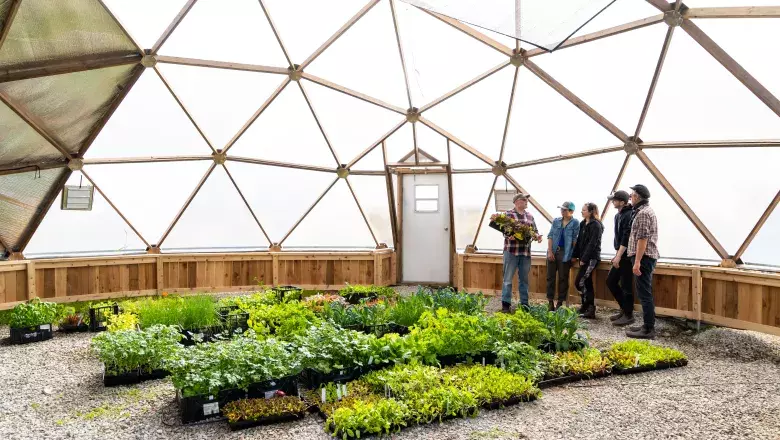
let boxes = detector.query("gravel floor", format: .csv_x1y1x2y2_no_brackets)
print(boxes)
1,292,779,440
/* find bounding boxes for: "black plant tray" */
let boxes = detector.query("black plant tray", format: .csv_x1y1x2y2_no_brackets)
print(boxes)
482,393,538,410
437,351,495,367
247,375,299,399
302,367,363,389
343,292,378,305
273,286,302,302
179,327,217,346
103,367,169,387
538,370,611,389
59,323,89,333
179,388,248,424
228,411,305,431
89,304,119,332
9,324,53,345
614,359,688,375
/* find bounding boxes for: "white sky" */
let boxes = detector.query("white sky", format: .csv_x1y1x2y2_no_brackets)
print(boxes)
21,0,780,267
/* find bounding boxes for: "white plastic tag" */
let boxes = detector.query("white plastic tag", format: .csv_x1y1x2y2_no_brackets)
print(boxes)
264,390,276,399
40,324,51,331
368,356,373,365
321,388,326,403
336,386,342,401
342,384,348,398
203,402,219,416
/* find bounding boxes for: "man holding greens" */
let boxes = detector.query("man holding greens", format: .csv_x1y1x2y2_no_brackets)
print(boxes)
501,193,543,313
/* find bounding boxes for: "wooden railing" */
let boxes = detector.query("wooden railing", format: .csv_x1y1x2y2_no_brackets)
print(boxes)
456,252,780,336
0,250,396,310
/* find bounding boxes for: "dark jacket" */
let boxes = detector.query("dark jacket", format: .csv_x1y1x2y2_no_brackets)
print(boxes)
573,219,604,262
613,204,634,251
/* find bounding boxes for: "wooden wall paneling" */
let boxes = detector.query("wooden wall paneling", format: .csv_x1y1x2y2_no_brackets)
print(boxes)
723,280,739,319
676,276,692,312
16,270,26,301
272,255,280,286
764,287,779,327
55,267,68,298
36,268,46,298
128,264,139,291
456,254,464,291
0,273,5,303
27,262,37,299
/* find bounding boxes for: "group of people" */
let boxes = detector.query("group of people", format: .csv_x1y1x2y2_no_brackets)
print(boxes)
498,184,659,340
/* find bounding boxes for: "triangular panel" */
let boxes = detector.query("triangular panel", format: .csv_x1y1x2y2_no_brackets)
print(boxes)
284,179,375,248
451,173,496,250
0,65,136,154
0,0,137,67
157,63,285,149
742,205,780,268
619,157,719,262
159,0,288,66
163,166,269,252
571,0,661,38
503,68,619,164
0,168,64,250
383,123,414,165
415,123,449,163
394,1,509,107
424,66,515,162
85,70,214,158
352,146,386,171
84,161,213,245
349,175,394,246
641,30,780,142
225,161,336,243
307,0,408,109
229,85,337,168
532,23,667,137
302,80,404,166
645,148,780,255
102,0,189,48
261,0,368,63
0,100,64,167
26,172,147,257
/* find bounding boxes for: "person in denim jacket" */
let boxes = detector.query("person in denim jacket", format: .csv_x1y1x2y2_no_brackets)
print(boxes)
545,201,580,311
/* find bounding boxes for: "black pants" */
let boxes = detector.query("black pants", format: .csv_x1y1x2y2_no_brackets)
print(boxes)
631,255,657,330
607,255,634,314
546,247,571,302
575,259,598,306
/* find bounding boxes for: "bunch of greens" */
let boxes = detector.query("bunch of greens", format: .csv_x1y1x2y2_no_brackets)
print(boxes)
294,323,372,374
326,397,410,439
446,364,541,405
413,286,488,315
338,285,395,304
166,335,301,397
217,291,278,310
490,309,550,347
9,298,60,328
91,325,182,375
245,302,320,339
364,333,415,367
133,295,219,330
407,309,493,363
107,312,139,332
324,301,390,329
386,294,428,327
223,397,307,423
605,340,687,369
528,305,588,352
494,341,551,382
545,348,611,379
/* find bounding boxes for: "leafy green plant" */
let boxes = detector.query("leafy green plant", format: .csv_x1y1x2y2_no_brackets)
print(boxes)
386,294,428,327
223,396,307,423
10,298,60,328
58,306,84,327
324,301,390,330
494,341,551,382
446,365,540,405
327,398,409,439
490,310,550,347
528,305,588,352
302,294,349,313
107,312,139,332
166,335,301,397
605,341,687,369
91,325,182,375
413,286,488,315
408,309,493,363
295,323,372,374
545,348,610,379
338,284,395,304
133,295,219,330
245,301,320,339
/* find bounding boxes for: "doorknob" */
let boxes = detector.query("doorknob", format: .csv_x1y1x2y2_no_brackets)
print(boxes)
444,227,449,231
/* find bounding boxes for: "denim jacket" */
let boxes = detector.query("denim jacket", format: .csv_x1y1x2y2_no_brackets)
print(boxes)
547,217,580,262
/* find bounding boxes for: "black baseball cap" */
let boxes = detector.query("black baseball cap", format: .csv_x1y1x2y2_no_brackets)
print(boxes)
630,184,651,199
608,190,629,203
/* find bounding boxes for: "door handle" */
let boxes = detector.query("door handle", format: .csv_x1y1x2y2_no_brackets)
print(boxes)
444,227,449,231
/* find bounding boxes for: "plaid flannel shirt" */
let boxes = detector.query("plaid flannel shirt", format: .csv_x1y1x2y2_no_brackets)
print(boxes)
503,209,538,257
628,202,659,259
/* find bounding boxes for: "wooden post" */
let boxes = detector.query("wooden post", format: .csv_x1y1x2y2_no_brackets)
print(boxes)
374,253,382,286
457,254,465,291
391,253,397,285
26,261,37,300
272,255,279,287
156,256,164,294
692,268,702,331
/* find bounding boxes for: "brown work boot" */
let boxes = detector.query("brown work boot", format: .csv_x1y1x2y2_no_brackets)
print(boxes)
626,326,655,340
612,313,635,327
609,311,624,321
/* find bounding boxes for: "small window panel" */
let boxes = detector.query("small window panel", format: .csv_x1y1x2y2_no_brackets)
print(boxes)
415,184,439,213
494,189,515,211
61,185,94,211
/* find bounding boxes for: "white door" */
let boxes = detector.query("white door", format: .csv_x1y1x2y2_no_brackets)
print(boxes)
402,174,451,283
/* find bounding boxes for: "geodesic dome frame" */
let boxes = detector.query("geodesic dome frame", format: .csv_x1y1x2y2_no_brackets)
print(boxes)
0,0,778,269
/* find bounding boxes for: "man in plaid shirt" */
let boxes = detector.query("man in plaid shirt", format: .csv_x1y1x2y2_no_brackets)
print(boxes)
625,184,660,339
501,193,543,313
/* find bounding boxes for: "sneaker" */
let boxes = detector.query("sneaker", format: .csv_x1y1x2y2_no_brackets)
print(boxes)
626,326,655,340
548,301,555,311
609,311,624,321
556,301,564,310
501,302,511,313
612,314,635,327
627,325,643,333
579,304,596,319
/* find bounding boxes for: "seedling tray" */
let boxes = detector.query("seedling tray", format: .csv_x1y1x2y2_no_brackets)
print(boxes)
614,359,688,375
179,388,248,424
538,370,611,389
228,411,305,431
9,324,53,345
438,351,495,367
273,286,302,302
58,323,89,333
103,366,169,387
179,327,216,346
483,394,538,410
247,376,299,399
343,291,378,305
89,304,119,332
302,367,363,389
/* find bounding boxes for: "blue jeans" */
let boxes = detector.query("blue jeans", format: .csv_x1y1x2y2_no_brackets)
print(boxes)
502,251,531,306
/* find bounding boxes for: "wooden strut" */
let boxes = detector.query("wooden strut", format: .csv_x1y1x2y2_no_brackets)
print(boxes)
0,162,67,177
0,52,142,84
445,143,457,285
684,6,780,19
472,175,500,247
734,190,780,261
412,122,419,165
300,0,381,70
498,66,520,163
642,140,780,149
152,0,199,54
157,162,217,247
80,169,151,248
227,156,335,174
220,163,273,246
345,177,379,247
0,0,22,51
388,0,413,109
155,56,289,75
153,66,217,153
279,178,339,245
0,91,73,160
346,119,407,169
504,173,554,223
634,22,676,138
296,81,341,166
601,153,632,219
82,156,213,165
635,150,729,259
257,0,293,68
420,61,509,113
419,117,494,166
222,78,290,154
507,145,625,169
381,142,399,249
301,73,406,115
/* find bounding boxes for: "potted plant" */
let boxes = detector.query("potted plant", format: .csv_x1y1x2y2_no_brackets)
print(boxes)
9,298,58,344
88,301,120,332
58,306,88,333
604,340,688,374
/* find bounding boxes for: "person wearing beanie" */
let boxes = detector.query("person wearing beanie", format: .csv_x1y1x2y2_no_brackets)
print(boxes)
500,193,543,313
606,190,635,326
572,202,603,319
545,201,580,311
625,184,660,339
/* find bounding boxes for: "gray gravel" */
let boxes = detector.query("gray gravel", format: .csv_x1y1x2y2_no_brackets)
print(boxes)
1,293,779,440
